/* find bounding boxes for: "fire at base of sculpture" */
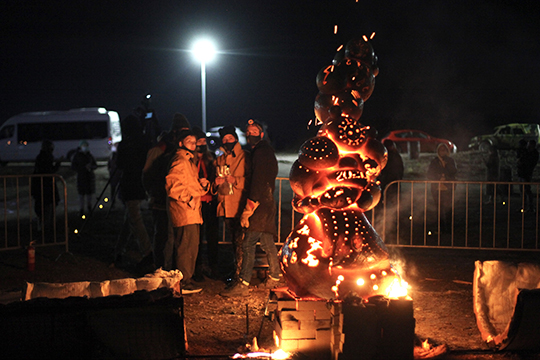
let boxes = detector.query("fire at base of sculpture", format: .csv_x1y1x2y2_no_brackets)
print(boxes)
271,289,414,360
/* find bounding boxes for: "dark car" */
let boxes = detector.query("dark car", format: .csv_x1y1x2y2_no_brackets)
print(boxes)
382,129,457,154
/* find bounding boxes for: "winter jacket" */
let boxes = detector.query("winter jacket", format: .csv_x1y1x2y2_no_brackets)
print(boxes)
71,149,97,195
214,141,249,218
245,139,278,235
31,150,61,206
166,148,208,227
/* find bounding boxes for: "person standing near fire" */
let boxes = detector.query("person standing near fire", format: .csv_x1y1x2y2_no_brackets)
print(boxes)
427,143,457,233
166,129,210,294
213,125,249,283
191,126,218,282
221,119,282,297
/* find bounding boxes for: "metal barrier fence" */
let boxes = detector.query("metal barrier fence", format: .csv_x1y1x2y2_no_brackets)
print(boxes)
270,177,540,251
0,174,69,252
371,180,540,251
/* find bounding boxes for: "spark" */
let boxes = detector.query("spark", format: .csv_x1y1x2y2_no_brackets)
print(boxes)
334,25,338,34
363,35,368,42
357,278,365,286
370,32,376,39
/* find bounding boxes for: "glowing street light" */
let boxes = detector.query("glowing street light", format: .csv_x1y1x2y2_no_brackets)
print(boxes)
192,39,216,133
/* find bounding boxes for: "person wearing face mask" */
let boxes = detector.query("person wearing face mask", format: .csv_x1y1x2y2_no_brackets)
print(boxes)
191,126,218,282
71,140,98,217
213,125,249,283
166,130,210,294
221,119,282,297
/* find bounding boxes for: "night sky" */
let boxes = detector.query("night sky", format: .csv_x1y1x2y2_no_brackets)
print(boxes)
2,0,539,151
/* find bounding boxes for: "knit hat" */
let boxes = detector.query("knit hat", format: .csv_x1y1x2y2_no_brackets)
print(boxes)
177,129,195,142
171,113,191,131
192,126,206,140
218,125,238,140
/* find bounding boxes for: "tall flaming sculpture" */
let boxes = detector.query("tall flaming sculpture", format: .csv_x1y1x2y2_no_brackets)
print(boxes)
278,36,406,300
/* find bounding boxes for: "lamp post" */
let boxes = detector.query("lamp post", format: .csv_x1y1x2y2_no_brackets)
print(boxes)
192,39,216,133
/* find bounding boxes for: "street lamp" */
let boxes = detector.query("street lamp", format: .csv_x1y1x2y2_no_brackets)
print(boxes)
192,39,216,133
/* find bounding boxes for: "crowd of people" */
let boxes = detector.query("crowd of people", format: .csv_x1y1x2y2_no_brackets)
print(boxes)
30,117,539,295
31,113,284,296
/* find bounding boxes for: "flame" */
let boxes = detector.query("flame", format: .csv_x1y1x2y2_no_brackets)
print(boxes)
385,277,409,298
232,349,291,359
422,339,430,350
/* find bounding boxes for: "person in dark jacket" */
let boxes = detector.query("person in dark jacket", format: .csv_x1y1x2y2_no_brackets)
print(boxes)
142,131,177,270
221,119,281,297
379,139,404,207
70,140,98,217
427,143,457,233
517,140,539,211
113,114,153,273
484,144,499,204
31,139,62,232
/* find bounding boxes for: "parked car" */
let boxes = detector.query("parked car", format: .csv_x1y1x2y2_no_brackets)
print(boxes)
468,123,540,152
206,126,247,156
381,129,457,154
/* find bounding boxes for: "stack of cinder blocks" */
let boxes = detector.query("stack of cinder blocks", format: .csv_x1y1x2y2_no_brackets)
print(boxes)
271,289,415,360
271,289,343,360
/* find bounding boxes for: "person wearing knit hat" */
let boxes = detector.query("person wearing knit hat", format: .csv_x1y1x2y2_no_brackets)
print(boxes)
166,128,209,294
213,125,248,284
221,119,282,297
218,125,238,141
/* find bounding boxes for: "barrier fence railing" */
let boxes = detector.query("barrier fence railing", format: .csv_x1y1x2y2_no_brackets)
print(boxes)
268,178,540,251
0,174,69,253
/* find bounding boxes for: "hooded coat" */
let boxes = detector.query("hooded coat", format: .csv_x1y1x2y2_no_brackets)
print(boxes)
214,141,249,218
166,148,208,227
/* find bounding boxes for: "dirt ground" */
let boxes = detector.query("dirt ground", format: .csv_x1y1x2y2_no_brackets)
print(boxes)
1,155,540,359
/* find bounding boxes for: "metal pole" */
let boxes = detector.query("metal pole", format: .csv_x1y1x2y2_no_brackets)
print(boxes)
201,61,207,133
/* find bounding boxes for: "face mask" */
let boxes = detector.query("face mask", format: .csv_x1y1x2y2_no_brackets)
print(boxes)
247,135,261,146
196,145,207,153
222,142,236,152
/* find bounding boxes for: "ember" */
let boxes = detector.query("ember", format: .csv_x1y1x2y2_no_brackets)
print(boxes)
278,36,407,301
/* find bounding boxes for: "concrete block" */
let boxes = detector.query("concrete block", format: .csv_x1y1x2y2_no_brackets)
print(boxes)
280,309,315,321
280,328,317,340
296,299,330,312
281,320,299,331
299,319,331,330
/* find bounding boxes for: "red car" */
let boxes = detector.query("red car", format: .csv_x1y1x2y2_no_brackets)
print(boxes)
381,129,457,154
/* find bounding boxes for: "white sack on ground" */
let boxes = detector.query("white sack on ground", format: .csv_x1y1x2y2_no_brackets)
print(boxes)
24,268,183,300
473,260,540,348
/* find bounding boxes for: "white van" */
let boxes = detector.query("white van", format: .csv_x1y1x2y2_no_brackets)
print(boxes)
0,107,122,164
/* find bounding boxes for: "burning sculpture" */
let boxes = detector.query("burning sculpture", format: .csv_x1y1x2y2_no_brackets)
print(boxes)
279,35,406,300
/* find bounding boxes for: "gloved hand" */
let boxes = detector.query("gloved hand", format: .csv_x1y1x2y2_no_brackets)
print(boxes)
240,199,259,228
